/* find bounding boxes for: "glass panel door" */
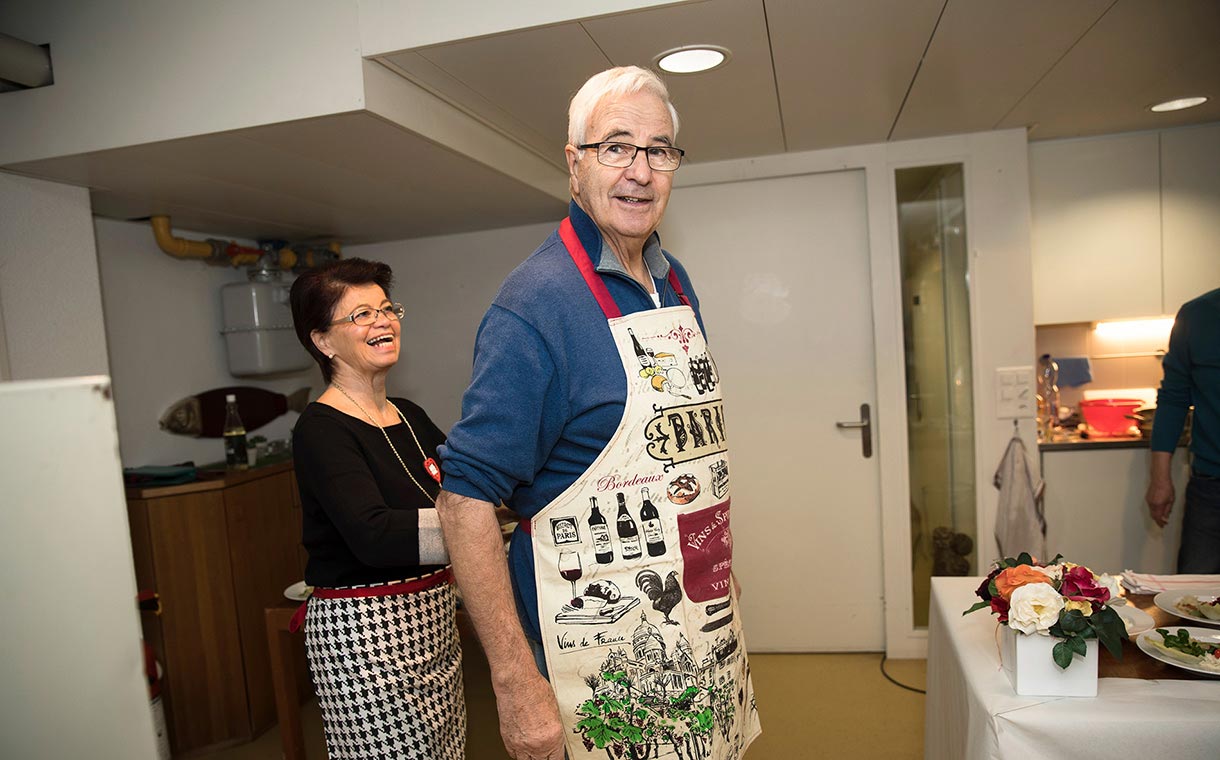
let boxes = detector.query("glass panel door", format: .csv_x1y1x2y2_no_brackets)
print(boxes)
896,164,977,628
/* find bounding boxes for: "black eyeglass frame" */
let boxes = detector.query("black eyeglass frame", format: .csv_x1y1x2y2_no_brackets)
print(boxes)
329,303,405,327
577,141,686,171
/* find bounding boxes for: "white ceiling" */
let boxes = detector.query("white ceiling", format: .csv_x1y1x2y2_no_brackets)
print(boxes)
5,0,1218,244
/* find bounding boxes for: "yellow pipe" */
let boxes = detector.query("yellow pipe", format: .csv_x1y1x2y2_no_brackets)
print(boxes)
150,215,214,260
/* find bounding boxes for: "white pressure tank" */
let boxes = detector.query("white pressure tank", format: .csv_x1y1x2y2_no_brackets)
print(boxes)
220,271,311,376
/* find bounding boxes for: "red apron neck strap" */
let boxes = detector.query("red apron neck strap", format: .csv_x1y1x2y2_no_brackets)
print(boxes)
667,267,691,307
560,217,621,319
560,217,690,313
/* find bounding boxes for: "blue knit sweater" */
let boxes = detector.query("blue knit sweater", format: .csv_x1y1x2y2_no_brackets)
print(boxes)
439,200,705,640
1152,287,1220,477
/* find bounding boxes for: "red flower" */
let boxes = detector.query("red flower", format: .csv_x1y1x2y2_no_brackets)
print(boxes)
990,595,1010,623
975,565,1003,603
1060,566,1110,606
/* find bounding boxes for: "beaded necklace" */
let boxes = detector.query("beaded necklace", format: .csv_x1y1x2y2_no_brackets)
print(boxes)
331,383,441,502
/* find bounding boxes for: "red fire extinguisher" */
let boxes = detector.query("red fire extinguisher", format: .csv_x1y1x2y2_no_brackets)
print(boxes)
138,591,172,760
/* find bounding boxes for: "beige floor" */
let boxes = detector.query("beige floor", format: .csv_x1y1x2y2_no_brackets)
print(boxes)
206,650,926,760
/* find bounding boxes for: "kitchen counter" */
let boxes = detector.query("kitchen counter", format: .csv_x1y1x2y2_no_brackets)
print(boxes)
125,458,294,499
1039,436,1148,452
1038,444,1189,574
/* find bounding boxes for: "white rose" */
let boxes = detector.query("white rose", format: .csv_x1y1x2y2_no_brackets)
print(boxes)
1034,564,1063,582
1098,573,1124,605
1008,582,1065,635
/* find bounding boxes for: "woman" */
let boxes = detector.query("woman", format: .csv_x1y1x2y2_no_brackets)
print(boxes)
288,258,464,760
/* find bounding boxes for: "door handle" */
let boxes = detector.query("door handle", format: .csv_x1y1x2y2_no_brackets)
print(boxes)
835,403,873,458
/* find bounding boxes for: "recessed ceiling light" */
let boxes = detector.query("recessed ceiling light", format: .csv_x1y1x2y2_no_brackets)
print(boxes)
655,46,730,74
1149,96,1208,113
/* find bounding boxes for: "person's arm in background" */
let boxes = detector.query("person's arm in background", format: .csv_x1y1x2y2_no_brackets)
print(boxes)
1146,307,1193,527
435,491,563,758
437,304,567,759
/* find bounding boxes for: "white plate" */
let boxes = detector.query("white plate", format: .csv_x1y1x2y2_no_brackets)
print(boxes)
1153,588,1220,626
1136,627,1220,677
283,580,313,602
1113,605,1155,637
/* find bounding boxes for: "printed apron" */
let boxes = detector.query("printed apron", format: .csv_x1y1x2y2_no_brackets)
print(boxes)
531,218,761,759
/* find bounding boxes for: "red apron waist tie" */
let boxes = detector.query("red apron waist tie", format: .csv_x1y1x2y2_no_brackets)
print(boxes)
288,567,452,632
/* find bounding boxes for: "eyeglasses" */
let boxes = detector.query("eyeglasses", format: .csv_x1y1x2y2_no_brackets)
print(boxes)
331,303,405,326
578,142,685,172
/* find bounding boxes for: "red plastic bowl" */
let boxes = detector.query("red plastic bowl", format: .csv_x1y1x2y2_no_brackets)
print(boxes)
1080,399,1143,437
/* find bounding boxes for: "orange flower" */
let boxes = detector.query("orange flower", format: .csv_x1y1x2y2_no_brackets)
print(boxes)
995,565,1052,600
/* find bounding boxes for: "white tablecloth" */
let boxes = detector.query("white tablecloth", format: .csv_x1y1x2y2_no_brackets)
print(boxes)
925,577,1220,760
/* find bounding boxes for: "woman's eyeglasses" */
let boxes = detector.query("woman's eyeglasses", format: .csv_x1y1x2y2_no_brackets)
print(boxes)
330,303,405,326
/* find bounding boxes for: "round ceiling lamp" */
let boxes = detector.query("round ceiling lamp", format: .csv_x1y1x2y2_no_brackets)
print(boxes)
655,46,731,74
1149,96,1208,113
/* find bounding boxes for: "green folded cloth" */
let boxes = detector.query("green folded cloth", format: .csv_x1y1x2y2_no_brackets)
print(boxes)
123,465,198,488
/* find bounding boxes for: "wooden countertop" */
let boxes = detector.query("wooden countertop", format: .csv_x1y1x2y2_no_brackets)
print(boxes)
1040,436,1148,452
125,459,294,499
1099,593,1214,681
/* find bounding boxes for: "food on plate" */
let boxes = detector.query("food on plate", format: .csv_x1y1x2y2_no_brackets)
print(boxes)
667,473,701,505
1174,594,1220,620
1146,628,1220,673
583,579,622,604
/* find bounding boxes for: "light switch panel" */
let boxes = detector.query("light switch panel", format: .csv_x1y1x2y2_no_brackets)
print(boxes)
996,366,1035,418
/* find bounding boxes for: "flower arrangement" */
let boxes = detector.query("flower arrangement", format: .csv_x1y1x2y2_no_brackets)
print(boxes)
964,553,1126,669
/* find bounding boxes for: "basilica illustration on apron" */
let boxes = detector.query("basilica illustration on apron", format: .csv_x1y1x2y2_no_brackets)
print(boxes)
531,218,761,759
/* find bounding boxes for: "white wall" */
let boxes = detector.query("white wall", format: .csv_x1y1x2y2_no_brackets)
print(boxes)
349,219,562,430
94,218,315,468
0,172,109,380
0,0,365,165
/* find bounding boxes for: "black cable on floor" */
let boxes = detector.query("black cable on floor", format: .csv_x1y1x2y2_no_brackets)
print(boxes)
880,653,926,694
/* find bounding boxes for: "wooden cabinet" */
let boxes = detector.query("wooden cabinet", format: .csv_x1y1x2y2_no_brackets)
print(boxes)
1161,123,1220,313
1030,132,1162,325
1030,124,1220,325
126,462,308,757
1040,444,1190,574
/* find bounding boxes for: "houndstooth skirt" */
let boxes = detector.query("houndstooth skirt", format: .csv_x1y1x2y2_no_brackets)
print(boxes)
304,579,466,760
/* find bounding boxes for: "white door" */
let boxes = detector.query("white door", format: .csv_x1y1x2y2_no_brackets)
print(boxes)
661,169,883,651
0,377,161,758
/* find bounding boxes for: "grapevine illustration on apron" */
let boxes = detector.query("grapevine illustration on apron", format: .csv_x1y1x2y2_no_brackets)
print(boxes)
530,218,760,759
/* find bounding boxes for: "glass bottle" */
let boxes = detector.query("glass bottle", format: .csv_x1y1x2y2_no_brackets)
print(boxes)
223,393,249,470
1036,354,1059,441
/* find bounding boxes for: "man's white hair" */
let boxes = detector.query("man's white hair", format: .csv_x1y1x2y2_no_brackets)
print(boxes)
567,66,680,150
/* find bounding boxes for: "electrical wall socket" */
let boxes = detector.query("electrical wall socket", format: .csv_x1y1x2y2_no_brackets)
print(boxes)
996,366,1036,418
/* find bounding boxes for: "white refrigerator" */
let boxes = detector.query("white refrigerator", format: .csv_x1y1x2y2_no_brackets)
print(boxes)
0,376,160,759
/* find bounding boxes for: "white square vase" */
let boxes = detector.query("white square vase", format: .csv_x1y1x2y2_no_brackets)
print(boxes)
1000,625,1099,697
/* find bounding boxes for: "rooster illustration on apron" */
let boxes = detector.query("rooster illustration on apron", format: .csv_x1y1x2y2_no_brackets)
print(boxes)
529,218,760,759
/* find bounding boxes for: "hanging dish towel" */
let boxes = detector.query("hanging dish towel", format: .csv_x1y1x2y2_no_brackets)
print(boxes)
994,435,1046,559
1055,356,1093,388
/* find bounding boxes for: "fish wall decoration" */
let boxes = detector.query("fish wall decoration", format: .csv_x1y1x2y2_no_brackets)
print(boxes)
159,386,310,437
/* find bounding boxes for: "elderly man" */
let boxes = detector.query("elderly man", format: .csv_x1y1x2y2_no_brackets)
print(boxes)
436,67,760,759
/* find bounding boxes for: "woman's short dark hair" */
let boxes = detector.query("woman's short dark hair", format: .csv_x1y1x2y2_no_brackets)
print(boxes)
290,258,394,383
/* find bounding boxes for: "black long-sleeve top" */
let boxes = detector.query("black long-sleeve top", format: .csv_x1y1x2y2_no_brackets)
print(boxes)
292,398,446,587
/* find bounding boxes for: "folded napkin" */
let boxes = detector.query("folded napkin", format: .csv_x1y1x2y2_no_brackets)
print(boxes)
1121,571,1220,594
